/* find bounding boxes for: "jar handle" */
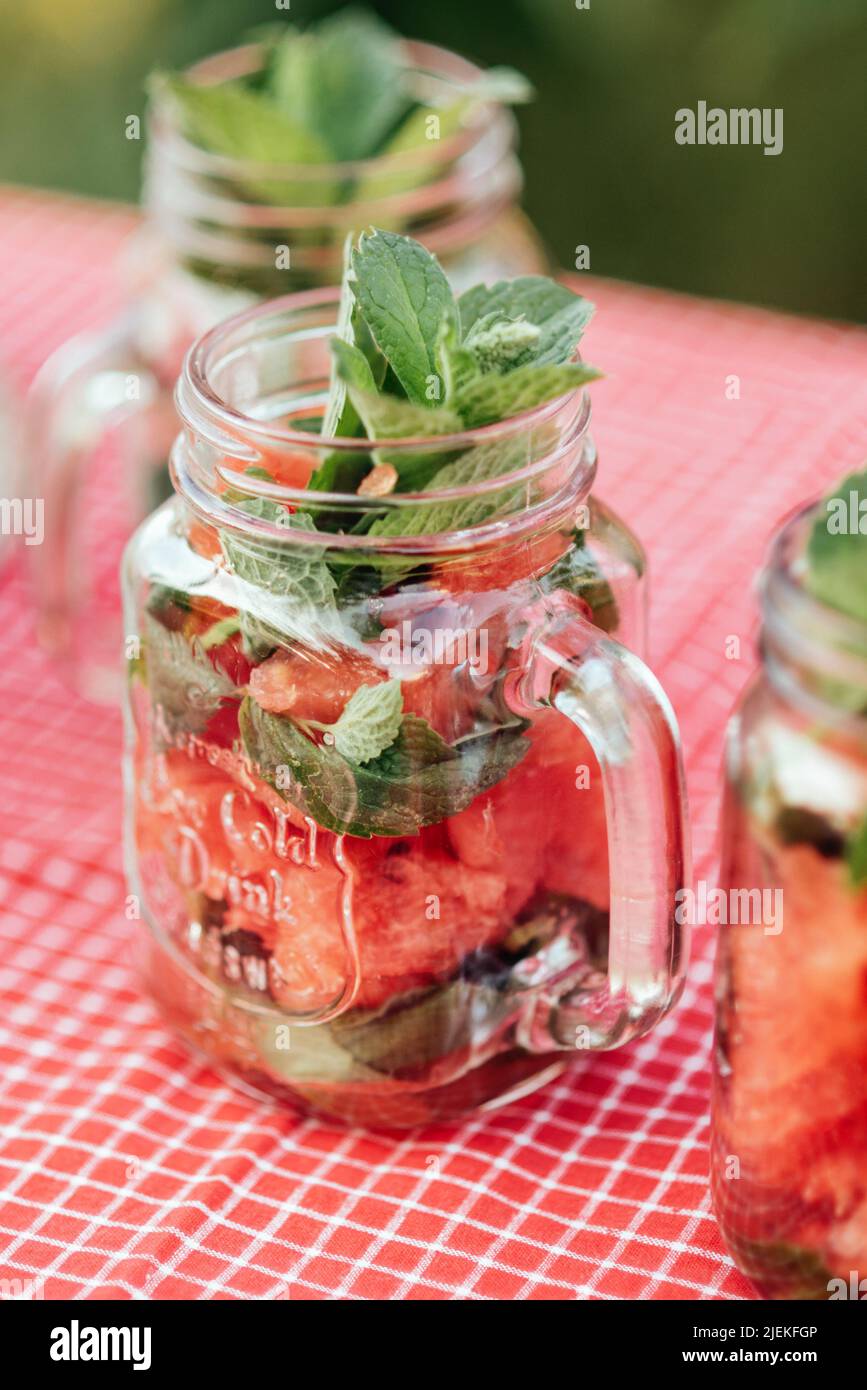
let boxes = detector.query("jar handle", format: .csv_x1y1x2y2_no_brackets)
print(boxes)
508,604,691,1051
28,311,165,700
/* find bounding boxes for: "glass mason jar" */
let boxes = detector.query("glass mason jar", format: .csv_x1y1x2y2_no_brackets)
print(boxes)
121,290,690,1128
712,503,867,1297
31,39,547,702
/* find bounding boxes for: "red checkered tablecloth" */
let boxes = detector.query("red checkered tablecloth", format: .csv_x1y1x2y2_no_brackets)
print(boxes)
1,186,866,1301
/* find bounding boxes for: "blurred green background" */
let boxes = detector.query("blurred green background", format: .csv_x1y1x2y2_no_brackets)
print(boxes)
0,0,864,320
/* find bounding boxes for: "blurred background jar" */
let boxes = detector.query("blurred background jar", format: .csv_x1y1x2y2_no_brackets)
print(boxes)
29,37,547,702
711,496,867,1298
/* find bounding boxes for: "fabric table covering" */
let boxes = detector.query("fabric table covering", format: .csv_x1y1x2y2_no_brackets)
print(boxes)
1,187,866,1300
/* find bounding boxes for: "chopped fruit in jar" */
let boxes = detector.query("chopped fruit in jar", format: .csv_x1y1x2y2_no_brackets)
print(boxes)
250,449,314,490
186,519,222,561
357,463,398,497
715,825,867,1285
434,529,571,595
202,635,251,691
448,713,609,917
248,645,387,722
723,841,867,1161
344,831,507,1005
135,747,517,1013
398,661,476,743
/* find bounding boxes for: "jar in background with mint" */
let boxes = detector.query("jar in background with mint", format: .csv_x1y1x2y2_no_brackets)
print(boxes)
712,469,867,1298
31,10,546,701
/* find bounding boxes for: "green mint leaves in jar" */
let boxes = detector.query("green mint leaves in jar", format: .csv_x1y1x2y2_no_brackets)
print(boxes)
153,8,533,209
209,228,601,837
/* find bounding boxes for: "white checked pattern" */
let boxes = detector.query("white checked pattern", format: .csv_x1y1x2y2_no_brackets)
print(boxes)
1,186,866,1299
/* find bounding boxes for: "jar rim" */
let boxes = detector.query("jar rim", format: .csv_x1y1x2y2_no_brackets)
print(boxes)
180,285,592,454
760,499,867,721
172,286,596,552
764,500,867,644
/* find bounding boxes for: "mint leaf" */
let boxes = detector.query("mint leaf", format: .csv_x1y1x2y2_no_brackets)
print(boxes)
334,352,462,492
268,9,411,162
846,813,867,888
313,242,387,497
240,695,360,832
154,77,336,205
465,313,542,373
321,236,365,441
369,431,546,540
221,502,340,651
459,278,595,366
305,450,371,497
241,698,530,837
310,338,387,497
352,66,532,205
806,469,867,625
352,229,457,404
331,337,381,401
221,502,336,609
143,613,235,735
344,383,462,445
353,102,471,204
725,1236,833,1300
330,971,519,1074
435,314,482,404
325,679,403,764
455,361,601,429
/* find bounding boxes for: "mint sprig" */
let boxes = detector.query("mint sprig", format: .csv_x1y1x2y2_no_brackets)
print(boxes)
325,680,403,765
458,277,596,366
337,232,597,431
318,229,598,508
240,697,531,838
155,9,532,217
268,9,410,163
153,77,336,206
351,229,457,404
